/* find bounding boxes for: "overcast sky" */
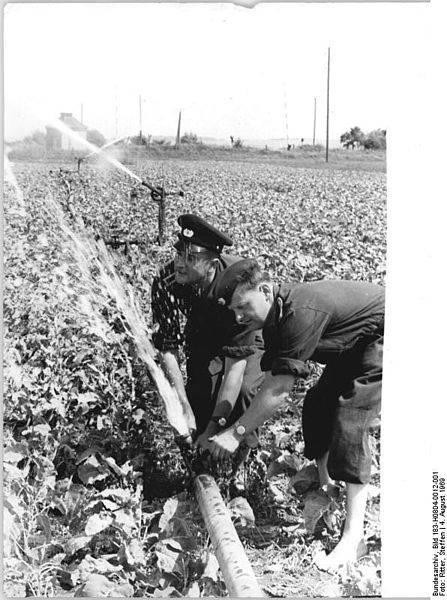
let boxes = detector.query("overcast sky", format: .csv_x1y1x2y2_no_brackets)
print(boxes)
3,1,433,143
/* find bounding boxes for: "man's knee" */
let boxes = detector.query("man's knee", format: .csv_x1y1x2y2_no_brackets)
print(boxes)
327,406,380,484
302,383,339,461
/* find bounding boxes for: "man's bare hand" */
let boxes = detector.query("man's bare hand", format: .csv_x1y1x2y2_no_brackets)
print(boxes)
194,422,220,452
208,427,241,460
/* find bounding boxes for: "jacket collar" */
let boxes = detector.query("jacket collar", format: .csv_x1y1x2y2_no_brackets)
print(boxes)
263,284,283,328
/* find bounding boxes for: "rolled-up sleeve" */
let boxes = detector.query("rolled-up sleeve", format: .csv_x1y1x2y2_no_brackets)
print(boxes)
262,308,330,377
270,357,310,377
151,275,184,352
221,324,259,358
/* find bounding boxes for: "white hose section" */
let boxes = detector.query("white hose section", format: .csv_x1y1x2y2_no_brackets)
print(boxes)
194,474,264,598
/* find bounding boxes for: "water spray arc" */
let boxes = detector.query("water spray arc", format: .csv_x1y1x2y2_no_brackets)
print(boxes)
60,178,262,597
53,123,184,245
23,125,264,595
84,135,132,159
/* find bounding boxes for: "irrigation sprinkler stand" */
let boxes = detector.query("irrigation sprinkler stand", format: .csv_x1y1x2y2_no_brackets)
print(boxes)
141,180,184,246
140,181,166,244
68,153,183,246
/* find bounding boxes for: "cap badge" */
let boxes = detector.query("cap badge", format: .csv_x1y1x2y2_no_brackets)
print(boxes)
217,297,226,306
183,228,194,238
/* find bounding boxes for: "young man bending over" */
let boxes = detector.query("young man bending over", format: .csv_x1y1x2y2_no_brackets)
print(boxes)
208,259,384,572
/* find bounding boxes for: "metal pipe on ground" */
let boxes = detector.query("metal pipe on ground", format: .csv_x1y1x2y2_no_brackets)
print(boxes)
194,473,264,597
154,370,264,596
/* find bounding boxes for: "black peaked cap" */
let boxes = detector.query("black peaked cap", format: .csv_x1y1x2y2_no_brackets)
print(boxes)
176,214,233,252
214,258,260,306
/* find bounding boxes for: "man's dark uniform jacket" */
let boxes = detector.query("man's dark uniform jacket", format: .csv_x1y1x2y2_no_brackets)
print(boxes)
264,280,384,485
215,261,385,485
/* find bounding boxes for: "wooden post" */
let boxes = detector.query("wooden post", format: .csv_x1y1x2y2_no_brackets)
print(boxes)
175,110,182,148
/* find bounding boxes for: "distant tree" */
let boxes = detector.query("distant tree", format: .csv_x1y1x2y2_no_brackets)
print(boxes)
181,132,200,144
8,130,46,159
233,137,244,148
24,130,46,146
340,126,365,149
362,129,386,150
87,129,106,147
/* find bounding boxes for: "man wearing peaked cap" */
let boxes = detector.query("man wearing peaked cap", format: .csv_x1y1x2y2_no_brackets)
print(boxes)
209,258,385,573
213,258,257,306
151,214,264,480
175,214,233,254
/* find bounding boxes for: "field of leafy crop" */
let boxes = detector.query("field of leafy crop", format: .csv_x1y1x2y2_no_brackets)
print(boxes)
3,158,386,597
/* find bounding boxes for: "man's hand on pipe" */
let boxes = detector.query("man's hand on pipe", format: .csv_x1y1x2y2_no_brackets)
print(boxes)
194,421,220,452
208,427,241,460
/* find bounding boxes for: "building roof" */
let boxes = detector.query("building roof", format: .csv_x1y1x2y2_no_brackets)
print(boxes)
59,113,88,132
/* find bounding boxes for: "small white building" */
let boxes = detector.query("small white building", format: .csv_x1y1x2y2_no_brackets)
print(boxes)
46,113,88,151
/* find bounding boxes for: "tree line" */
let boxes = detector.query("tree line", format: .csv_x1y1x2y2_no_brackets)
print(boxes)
340,127,386,150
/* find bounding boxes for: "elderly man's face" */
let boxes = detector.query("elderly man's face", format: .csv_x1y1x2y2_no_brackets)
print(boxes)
174,250,213,286
229,284,272,330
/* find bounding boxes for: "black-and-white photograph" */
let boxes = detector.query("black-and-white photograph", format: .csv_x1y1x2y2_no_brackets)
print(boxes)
3,1,445,598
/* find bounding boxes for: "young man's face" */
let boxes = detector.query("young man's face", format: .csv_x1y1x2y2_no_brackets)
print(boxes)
229,284,272,330
174,250,213,286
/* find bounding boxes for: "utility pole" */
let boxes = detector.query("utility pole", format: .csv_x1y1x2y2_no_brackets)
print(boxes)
139,94,143,143
283,84,290,147
175,110,182,148
115,93,119,138
313,97,316,146
326,47,331,162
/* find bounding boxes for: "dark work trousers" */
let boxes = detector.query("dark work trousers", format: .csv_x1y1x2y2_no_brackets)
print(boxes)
302,333,383,485
185,347,265,435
